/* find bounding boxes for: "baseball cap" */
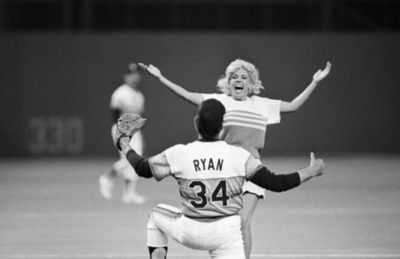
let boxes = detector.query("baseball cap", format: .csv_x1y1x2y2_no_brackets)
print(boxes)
126,63,139,74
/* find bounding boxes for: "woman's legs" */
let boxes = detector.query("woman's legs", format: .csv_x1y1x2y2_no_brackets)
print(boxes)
240,193,260,259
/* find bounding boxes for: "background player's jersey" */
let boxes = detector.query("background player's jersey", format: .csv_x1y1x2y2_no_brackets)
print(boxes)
148,140,262,218
202,94,281,159
110,84,144,115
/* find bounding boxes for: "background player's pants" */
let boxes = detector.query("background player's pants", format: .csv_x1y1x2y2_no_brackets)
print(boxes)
147,204,245,259
112,131,143,180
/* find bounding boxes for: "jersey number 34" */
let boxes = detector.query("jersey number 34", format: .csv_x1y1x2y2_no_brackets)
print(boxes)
189,180,228,208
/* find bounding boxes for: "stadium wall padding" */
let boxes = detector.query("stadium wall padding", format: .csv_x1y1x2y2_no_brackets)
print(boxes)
1,33,399,156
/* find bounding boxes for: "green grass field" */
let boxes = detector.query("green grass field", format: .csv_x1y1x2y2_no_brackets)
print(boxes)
1,154,399,258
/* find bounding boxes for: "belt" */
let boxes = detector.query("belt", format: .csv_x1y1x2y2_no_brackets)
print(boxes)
184,213,239,221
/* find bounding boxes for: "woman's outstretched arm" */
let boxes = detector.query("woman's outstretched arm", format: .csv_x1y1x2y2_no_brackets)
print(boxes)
280,61,332,113
139,63,204,106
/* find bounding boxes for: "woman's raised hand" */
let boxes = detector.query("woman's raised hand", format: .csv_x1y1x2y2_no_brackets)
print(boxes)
139,63,162,79
312,61,332,83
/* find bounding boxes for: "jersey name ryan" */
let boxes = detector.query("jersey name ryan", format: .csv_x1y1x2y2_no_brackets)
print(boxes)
193,158,224,172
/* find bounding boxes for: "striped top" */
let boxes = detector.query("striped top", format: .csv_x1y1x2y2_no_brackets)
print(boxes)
202,94,281,159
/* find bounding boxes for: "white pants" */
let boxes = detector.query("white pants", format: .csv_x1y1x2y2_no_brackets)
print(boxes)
147,204,245,259
112,131,143,180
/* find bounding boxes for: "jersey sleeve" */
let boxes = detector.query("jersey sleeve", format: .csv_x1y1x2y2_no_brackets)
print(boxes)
244,154,263,179
257,97,282,125
163,144,187,178
148,144,186,181
148,152,172,181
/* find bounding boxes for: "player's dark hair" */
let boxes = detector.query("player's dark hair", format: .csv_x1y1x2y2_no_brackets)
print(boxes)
195,99,225,140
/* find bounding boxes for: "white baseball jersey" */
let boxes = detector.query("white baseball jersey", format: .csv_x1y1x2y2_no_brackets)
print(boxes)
110,84,144,114
202,93,281,159
148,140,262,218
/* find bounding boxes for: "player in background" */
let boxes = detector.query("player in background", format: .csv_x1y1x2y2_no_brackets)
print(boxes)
99,63,146,204
113,99,325,259
139,59,331,257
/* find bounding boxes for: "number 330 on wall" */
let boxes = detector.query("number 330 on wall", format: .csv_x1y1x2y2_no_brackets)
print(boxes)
28,117,84,154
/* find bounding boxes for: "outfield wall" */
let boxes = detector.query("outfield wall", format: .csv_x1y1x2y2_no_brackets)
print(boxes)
0,33,399,156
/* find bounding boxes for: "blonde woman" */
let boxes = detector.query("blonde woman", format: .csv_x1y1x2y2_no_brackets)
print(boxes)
139,59,331,258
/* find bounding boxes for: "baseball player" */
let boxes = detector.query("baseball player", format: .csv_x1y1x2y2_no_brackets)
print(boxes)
113,99,325,259
139,59,331,257
99,63,146,204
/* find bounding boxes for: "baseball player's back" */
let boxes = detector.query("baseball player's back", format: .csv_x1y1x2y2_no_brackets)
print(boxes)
160,140,251,218
143,139,253,258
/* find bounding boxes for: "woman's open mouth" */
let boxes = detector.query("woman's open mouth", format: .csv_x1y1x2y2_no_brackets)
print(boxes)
234,82,244,93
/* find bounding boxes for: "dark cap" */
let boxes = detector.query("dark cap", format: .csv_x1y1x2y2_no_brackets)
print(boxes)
196,99,226,139
126,63,139,74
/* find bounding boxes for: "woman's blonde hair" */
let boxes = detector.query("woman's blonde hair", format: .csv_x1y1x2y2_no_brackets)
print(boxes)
217,59,264,96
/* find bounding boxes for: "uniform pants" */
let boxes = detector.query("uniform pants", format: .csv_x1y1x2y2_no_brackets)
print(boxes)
147,204,245,259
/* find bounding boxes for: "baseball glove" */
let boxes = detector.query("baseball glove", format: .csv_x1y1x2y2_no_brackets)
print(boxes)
111,113,146,150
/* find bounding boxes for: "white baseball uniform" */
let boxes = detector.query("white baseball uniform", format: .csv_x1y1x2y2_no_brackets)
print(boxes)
146,140,262,258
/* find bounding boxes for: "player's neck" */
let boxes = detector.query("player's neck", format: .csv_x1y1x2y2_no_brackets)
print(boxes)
125,83,138,89
198,136,220,142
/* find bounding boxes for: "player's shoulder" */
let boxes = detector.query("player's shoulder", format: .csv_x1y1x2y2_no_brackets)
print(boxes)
164,143,186,156
116,84,128,90
166,140,249,154
207,140,252,159
167,141,208,154
162,143,191,167
112,84,128,95
226,142,252,156
166,143,186,151
202,93,228,102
